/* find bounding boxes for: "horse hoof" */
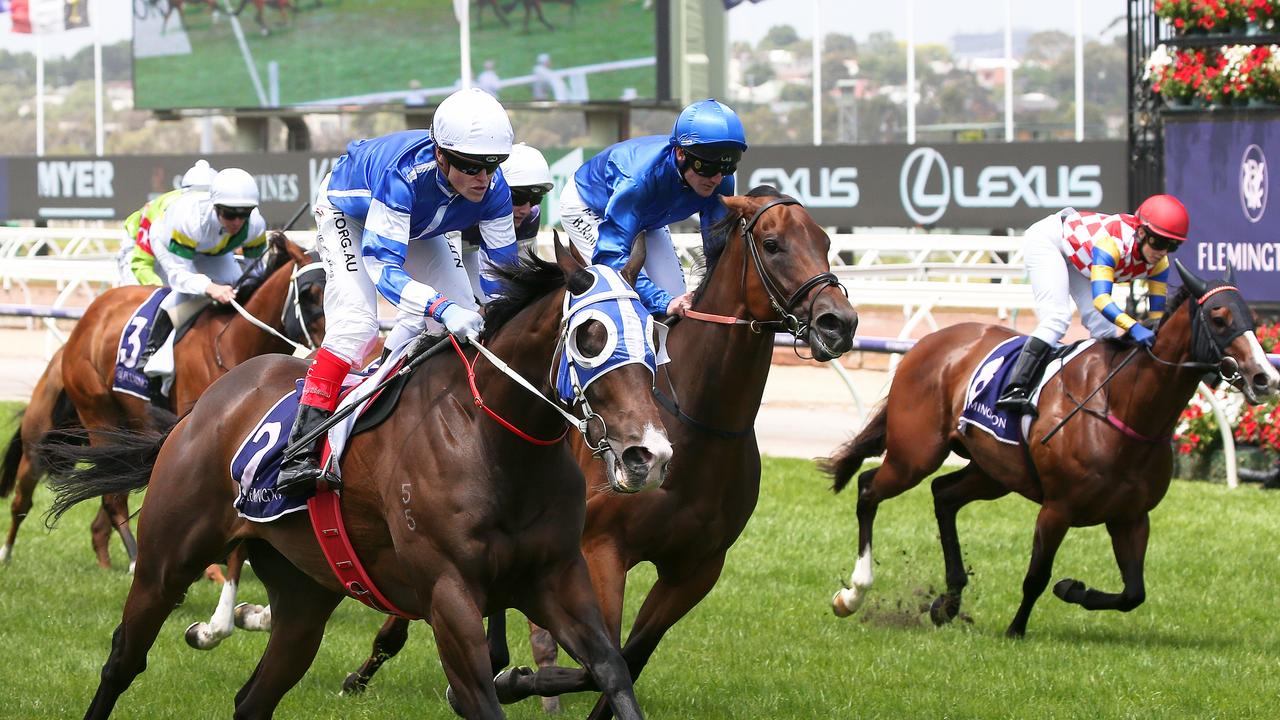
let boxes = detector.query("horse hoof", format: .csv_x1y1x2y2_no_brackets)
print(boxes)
494,666,534,704
340,672,368,696
0,544,11,563
445,685,465,717
832,588,865,617
184,622,218,650
1053,578,1085,603
929,594,959,626
234,602,271,632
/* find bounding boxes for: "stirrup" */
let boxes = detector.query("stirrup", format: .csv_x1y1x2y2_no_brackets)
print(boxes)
276,464,342,499
995,392,1037,418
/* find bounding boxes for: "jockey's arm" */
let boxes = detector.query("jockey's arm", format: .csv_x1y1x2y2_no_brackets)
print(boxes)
598,181,671,315
1144,256,1170,322
362,197,468,323
1088,233,1140,333
150,214,215,296
474,196,518,300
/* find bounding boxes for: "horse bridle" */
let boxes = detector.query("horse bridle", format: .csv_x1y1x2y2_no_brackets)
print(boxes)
1143,284,1250,384
737,196,843,339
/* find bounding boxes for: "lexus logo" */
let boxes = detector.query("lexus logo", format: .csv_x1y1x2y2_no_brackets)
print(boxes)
899,147,950,225
1240,143,1267,224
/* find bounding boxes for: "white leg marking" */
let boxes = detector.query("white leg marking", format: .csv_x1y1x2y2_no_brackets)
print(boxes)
833,546,874,617
186,580,238,650
235,602,272,632
0,544,11,563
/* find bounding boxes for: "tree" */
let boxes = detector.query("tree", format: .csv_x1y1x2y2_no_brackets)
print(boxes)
762,24,800,49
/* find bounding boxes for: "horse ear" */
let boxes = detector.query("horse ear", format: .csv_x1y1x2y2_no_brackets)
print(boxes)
553,230,584,273
1174,258,1209,298
1223,261,1237,285
275,231,308,266
720,194,752,218
621,232,647,288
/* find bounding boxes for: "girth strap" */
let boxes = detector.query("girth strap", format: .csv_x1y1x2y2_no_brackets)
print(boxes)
308,484,419,619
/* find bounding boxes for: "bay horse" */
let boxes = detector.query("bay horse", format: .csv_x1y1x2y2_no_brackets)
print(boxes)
1,232,324,570
343,188,860,718
42,239,672,720
822,261,1280,638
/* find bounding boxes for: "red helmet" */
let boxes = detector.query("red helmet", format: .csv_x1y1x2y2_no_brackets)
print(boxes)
1134,194,1189,242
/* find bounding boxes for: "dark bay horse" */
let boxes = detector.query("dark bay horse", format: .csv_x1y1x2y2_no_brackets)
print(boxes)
43,241,671,719
0,233,324,570
822,261,1280,638
343,189,860,717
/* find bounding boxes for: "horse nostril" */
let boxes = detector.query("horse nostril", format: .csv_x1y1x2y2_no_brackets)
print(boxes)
1255,372,1276,390
622,446,654,474
814,312,855,349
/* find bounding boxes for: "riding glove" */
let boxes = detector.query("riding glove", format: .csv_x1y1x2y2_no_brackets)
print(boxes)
441,304,484,342
1129,322,1156,347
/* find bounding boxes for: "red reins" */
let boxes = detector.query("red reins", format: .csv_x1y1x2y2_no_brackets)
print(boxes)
450,334,568,446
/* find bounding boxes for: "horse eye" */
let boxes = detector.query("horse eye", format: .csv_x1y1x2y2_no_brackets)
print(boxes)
1211,314,1229,329
762,238,781,254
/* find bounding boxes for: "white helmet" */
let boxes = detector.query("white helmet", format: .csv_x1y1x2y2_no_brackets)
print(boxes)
432,87,514,162
500,144,554,191
180,159,216,191
210,168,259,208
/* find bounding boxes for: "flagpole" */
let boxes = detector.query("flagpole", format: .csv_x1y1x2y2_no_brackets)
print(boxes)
36,33,45,157
906,0,915,144
94,7,104,156
1074,0,1084,141
811,0,821,145
1004,0,1014,142
459,0,472,89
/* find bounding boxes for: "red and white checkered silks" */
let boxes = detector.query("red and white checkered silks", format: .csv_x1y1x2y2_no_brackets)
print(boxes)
1057,210,1152,281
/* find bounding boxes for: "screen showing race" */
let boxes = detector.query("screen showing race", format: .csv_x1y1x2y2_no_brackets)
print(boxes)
131,0,659,110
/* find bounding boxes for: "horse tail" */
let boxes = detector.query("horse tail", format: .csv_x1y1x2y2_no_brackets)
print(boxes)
39,424,173,528
0,410,24,498
819,400,889,494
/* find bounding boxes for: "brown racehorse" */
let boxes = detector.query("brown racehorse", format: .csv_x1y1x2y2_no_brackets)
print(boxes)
42,240,671,720
821,261,1280,638
4,233,324,570
342,188,860,718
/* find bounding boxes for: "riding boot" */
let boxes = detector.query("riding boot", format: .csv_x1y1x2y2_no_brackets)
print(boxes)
994,337,1053,418
139,311,173,370
276,348,352,499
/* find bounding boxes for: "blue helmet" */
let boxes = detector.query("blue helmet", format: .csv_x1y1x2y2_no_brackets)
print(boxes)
670,99,748,152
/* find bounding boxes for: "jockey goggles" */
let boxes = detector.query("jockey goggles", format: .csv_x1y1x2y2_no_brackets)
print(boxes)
510,186,547,207
215,205,254,220
1146,234,1182,253
683,147,740,178
442,149,505,176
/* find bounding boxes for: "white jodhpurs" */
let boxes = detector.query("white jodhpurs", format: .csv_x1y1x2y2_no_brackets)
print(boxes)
1023,213,1121,346
313,173,381,365
558,181,687,297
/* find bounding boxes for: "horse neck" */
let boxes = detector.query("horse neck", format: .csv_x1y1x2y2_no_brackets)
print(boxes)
1111,302,1205,438
214,262,295,367
670,239,776,429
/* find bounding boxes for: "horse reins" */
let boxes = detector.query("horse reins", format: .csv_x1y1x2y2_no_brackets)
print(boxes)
451,335,571,446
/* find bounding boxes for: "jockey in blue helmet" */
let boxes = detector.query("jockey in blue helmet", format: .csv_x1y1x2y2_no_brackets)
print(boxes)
561,98,748,317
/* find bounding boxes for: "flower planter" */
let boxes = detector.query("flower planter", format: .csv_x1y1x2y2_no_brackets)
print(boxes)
1164,95,1203,110
1247,97,1280,108
1173,445,1278,483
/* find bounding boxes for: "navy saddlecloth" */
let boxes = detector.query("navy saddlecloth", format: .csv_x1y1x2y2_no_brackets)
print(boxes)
111,287,172,401
231,380,308,522
957,335,1028,446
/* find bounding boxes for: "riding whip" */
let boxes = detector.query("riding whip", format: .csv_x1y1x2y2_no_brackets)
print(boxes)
1038,345,1140,445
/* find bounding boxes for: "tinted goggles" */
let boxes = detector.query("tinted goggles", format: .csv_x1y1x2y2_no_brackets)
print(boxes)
510,187,547,206
684,150,738,178
215,205,254,221
1146,234,1182,253
443,149,503,176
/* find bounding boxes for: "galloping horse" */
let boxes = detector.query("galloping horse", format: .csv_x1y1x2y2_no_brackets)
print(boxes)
342,188,860,717
43,240,672,719
822,261,1280,637
0,232,324,569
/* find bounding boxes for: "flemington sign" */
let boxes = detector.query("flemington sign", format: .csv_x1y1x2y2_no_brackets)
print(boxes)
3,154,342,227
738,141,1127,230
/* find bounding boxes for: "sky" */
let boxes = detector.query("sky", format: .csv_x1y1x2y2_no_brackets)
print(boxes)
1,0,1129,59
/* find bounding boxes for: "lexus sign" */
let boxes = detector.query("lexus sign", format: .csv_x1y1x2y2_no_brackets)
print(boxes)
739,141,1125,228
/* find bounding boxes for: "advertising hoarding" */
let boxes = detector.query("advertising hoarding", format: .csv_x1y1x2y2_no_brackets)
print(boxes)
1164,117,1280,302
132,0,661,110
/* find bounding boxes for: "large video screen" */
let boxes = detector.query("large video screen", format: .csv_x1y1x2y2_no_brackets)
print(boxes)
132,0,659,110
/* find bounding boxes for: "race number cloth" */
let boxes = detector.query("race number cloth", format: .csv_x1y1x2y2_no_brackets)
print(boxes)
111,287,172,401
230,342,413,522
554,265,669,403
957,336,1097,445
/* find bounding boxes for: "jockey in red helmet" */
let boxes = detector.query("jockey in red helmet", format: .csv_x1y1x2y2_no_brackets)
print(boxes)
995,194,1189,417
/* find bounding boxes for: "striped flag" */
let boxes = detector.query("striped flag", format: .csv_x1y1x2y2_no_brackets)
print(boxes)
10,0,89,34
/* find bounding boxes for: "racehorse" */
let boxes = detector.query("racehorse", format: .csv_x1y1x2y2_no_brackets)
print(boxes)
42,239,672,720
342,188,860,718
821,261,1280,638
0,232,324,570
477,0,577,32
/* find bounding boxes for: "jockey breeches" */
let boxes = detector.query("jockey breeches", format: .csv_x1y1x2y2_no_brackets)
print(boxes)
1024,213,1120,346
385,230,480,354
313,172,381,365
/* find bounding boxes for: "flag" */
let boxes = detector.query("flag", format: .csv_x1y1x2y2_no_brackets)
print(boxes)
10,0,88,33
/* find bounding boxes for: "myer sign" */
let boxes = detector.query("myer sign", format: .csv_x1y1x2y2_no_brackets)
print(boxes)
739,141,1125,228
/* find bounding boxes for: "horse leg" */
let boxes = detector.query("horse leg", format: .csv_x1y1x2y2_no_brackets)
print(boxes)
341,616,411,695
231,542,343,720
929,464,1010,626
102,492,139,573
1,456,40,563
228,542,273,633
1053,514,1149,612
833,450,940,616
429,576,504,720
186,543,251,649
532,0,554,31
90,506,112,568
1005,506,1071,638
527,619,562,714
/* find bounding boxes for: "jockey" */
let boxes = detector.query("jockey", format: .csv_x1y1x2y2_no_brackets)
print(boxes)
995,194,1188,417
141,167,268,389
450,142,554,304
560,98,747,317
276,87,518,498
118,160,216,287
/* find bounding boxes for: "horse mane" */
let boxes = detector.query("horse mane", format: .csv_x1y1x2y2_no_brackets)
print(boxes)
233,232,293,305
481,248,567,340
694,185,784,304
1157,284,1194,330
